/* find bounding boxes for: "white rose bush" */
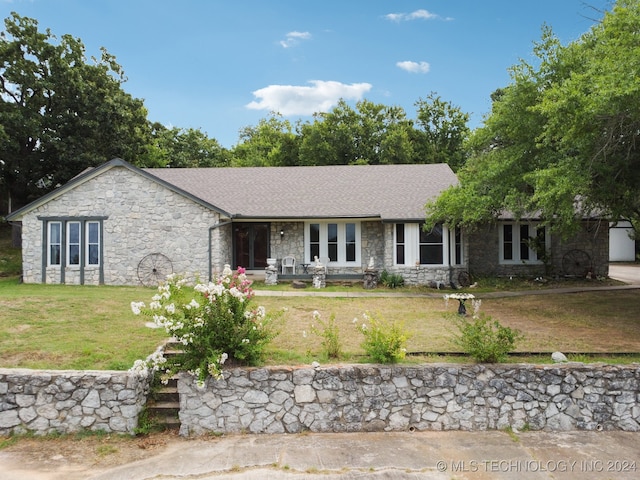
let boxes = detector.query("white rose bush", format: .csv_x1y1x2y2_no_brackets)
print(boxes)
130,266,279,385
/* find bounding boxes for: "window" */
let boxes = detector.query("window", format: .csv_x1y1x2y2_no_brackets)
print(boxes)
45,219,103,267
503,225,513,261
345,223,356,262
395,223,452,266
452,227,463,265
48,222,62,266
87,221,100,266
328,223,338,261
395,224,405,264
67,222,81,265
420,225,444,264
309,223,320,261
500,222,548,263
306,222,360,264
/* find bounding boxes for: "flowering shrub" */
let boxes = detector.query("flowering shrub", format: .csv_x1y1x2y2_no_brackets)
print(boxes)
308,310,342,359
355,313,408,363
130,266,279,386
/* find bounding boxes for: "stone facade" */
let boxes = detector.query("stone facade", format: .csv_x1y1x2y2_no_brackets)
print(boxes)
381,224,464,286
15,162,609,287
270,222,305,271
468,221,609,279
19,166,222,285
361,221,385,271
177,363,640,436
0,369,150,436
272,221,461,286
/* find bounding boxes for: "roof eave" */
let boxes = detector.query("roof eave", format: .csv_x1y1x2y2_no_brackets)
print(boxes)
5,158,234,221
232,214,382,221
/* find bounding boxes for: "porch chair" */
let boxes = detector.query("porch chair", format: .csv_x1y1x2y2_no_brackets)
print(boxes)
281,255,296,274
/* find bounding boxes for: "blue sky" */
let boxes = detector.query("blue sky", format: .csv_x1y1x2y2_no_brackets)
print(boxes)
2,0,611,148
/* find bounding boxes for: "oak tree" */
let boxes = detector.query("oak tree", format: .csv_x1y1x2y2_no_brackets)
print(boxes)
0,13,150,211
426,0,640,236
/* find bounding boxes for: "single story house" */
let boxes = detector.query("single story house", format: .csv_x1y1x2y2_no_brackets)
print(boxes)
6,158,609,286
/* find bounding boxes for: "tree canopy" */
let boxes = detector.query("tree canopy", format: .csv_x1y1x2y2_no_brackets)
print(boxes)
1,12,471,216
234,96,469,168
146,124,230,168
425,0,640,236
231,114,299,167
0,13,151,210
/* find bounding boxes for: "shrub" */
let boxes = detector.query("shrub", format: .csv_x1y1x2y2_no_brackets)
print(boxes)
356,313,408,363
452,313,523,363
309,311,342,359
130,266,280,386
380,270,405,289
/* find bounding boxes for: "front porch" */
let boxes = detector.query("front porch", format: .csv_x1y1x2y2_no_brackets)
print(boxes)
244,270,364,284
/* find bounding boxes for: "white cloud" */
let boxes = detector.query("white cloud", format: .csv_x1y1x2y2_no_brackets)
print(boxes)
396,60,431,74
407,9,439,20
246,80,373,115
385,9,452,22
279,31,311,48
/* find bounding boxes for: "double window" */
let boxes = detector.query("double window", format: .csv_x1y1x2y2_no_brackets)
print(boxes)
395,223,462,266
500,222,547,263
306,222,359,264
47,220,102,267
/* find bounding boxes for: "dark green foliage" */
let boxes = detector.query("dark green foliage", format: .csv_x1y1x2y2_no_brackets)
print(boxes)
426,1,640,237
380,270,405,289
0,13,151,209
452,314,523,363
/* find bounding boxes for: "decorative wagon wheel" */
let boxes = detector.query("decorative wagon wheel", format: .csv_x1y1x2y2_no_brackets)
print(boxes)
137,253,173,286
561,249,591,277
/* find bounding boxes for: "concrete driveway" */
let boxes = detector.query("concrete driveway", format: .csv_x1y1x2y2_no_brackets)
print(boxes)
609,263,640,284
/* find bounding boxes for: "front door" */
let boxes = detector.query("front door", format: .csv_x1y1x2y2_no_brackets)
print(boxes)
233,223,269,269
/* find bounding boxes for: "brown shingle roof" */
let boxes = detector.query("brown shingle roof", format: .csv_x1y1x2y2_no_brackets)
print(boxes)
144,163,458,221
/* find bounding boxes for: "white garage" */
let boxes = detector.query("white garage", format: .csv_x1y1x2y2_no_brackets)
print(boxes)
609,221,636,262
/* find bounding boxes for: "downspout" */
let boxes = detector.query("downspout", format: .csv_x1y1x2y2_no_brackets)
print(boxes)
209,220,232,281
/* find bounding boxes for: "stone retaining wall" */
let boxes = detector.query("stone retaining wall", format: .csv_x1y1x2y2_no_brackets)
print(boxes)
178,363,640,436
0,369,150,436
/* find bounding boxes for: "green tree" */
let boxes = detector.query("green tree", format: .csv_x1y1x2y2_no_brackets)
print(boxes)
426,1,639,235
146,124,230,168
413,92,470,171
0,13,151,211
230,113,299,166
298,99,415,165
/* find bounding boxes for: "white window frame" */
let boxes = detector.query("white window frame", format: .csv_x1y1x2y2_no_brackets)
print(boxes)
499,222,549,264
394,223,451,266
48,221,62,266
305,221,361,266
46,220,102,268
86,221,100,266
67,221,81,266
450,226,464,266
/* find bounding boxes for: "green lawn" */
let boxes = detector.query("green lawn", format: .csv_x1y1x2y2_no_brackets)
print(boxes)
1,276,639,370
1,222,638,369
0,278,166,370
